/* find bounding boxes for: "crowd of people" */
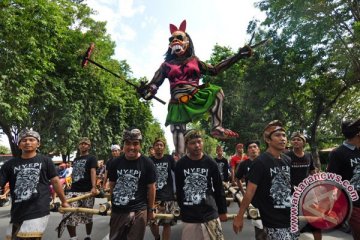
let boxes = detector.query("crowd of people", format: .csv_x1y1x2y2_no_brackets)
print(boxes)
0,117,359,240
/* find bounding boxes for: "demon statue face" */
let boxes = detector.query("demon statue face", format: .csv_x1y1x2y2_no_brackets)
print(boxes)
169,20,189,56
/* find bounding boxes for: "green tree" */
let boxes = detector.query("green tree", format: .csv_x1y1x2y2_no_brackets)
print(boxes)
0,145,11,154
0,0,162,159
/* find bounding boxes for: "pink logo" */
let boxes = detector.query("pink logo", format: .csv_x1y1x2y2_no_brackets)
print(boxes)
300,182,350,230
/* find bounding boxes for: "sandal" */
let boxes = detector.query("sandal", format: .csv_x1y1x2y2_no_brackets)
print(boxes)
211,128,239,140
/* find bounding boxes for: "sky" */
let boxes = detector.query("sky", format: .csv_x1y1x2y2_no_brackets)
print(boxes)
0,0,265,151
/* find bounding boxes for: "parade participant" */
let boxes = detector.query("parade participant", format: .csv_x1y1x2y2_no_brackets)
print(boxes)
0,128,69,240
175,129,227,240
141,20,252,155
230,143,248,185
235,140,266,240
149,138,177,240
108,129,156,240
214,145,230,182
287,132,321,240
102,144,121,189
236,140,260,194
63,137,98,240
327,118,360,239
148,146,155,158
233,120,298,239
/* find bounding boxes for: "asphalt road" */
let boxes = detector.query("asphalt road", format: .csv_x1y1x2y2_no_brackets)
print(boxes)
0,198,353,240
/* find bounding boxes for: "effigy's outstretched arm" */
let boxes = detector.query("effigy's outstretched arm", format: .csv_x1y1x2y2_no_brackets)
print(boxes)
199,45,252,76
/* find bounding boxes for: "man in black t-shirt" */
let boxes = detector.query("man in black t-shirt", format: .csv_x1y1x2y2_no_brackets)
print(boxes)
214,145,230,182
0,129,69,239
287,132,316,188
103,144,122,189
63,137,98,240
236,140,261,194
235,140,266,240
287,132,320,240
149,138,177,240
327,118,360,240
108,129,156,240
175,130,227,240
233,120,299,240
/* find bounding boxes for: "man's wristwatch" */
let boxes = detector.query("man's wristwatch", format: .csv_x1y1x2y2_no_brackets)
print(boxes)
148,207,156,212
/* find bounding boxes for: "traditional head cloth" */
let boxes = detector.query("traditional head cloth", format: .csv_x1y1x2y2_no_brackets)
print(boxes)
122,128,143,142
78,137,91,145
290,131,306,143
111,144,121,151
18,128,41,144
341,118,360,139
184,129,202,144
263,120,286,140
153,138,166,146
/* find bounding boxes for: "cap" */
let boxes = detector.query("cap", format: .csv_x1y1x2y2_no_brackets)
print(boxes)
263,120,286,140
122,129,142,142
111,144,121,151
79,137,91,145
18,128,41,144
341,118,360,139
290,132,306,143
184,129,202,144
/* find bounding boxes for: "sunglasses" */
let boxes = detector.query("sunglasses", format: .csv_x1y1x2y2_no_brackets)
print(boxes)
169,34,184,42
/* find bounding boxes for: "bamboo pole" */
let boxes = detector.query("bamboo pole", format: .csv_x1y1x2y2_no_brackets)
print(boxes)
66,191,99,203
223,182,260,219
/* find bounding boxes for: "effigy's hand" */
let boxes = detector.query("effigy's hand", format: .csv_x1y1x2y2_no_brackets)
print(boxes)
138,82,158,100
238,45,252,58
143,84,158,100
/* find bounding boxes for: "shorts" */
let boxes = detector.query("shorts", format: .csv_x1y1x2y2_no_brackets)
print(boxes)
155,200,178,226
349,206,360,239
181,218,224,240
109,210,147,240
5,215,49,239
264,227,299,240
62,191,95,226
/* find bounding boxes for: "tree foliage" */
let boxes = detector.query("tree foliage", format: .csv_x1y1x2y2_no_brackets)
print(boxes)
203,0,360,165
0,0,164,159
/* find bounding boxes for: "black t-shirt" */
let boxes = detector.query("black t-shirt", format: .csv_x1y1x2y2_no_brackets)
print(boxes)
70,155,97,192
235,159,255,184
214,157,229,182
286,151,315,187
108,155,156,213
175,154,227,223
0,154,57,223
327,143,360,207
247,152,292,228
151,154,176,201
